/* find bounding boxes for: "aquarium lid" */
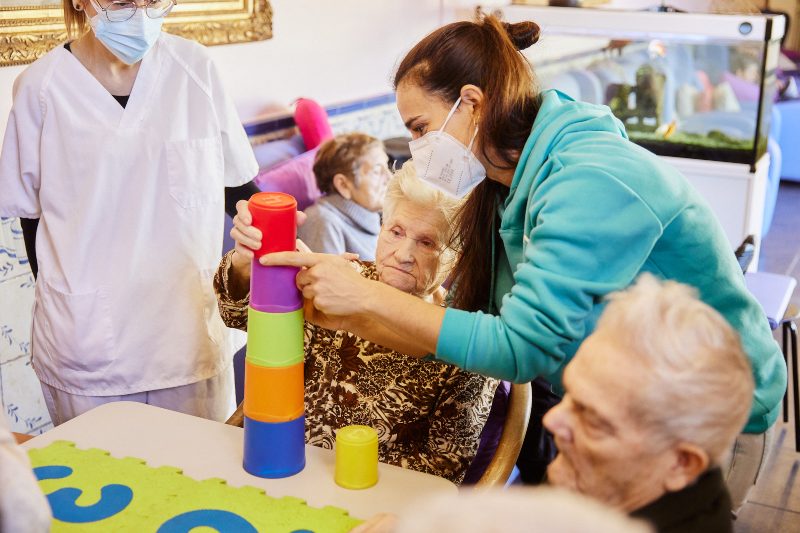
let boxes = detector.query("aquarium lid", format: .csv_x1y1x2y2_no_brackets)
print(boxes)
502,5,785,43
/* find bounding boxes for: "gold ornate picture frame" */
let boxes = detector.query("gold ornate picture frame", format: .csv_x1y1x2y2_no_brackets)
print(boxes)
0,0,272,67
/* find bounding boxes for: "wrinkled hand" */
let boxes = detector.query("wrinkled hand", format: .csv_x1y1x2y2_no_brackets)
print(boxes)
230,199,307,275
349,513,397,533
301,298,346,332
262,251,373,317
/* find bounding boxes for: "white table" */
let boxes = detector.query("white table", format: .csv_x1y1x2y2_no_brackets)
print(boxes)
745,271,797,329
22,401,457,519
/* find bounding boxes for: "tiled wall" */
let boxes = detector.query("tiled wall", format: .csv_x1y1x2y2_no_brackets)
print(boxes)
0,218,52,435
328,97,408,140
0,94,404,435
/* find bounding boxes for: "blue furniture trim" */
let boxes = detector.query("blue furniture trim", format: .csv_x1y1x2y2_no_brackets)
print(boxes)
244,116,296,138
326,93,396,117
244,93,396,138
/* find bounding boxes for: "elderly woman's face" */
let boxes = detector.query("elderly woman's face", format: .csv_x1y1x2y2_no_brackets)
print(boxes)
375,200,445,297
542,331,679,512
348,146,391,213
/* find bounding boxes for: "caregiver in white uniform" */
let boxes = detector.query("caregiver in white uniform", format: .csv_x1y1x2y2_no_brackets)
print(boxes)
0,0,259,424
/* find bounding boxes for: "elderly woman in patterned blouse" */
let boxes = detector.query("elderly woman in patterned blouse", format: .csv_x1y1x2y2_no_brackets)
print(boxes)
216,163,498,484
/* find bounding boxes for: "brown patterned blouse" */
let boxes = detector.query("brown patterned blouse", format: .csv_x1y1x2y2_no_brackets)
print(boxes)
214,250,498,484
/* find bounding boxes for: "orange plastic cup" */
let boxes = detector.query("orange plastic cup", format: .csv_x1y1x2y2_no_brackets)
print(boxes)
244,360,305,423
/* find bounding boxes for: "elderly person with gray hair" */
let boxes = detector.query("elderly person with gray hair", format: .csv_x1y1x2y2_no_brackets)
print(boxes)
544,274,754,533
298,132,391,260
217,163,498,483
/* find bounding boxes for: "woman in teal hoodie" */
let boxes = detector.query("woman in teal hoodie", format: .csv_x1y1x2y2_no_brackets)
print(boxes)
259,16,785,510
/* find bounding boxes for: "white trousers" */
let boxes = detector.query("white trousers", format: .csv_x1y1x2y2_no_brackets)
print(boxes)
40,365,236,426
723,427,775,515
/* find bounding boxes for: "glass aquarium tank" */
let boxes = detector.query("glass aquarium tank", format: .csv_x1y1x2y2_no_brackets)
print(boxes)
503,4,785,168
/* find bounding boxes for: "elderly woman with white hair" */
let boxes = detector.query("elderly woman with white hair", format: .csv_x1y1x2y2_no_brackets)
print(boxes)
543,274,754,532
216,164,498,483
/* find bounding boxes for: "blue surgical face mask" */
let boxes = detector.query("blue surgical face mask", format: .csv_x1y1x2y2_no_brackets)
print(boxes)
87,0,164,65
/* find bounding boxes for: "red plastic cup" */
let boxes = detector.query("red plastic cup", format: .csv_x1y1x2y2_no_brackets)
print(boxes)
248,192,297,258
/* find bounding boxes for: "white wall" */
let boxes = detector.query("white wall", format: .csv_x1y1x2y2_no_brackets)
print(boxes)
0,0,451,128
207,0,451,122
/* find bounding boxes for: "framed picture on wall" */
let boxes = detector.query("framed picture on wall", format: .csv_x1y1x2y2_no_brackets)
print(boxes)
0,0,272,67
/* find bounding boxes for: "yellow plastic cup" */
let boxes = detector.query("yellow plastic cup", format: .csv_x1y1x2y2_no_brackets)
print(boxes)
334,425,378,490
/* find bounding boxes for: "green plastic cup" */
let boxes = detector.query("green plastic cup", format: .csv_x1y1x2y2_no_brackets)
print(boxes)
335,425,379,490
246,307,304,367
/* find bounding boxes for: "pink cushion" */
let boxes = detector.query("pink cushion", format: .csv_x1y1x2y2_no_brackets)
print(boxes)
293,98,334,150
253,148,322,211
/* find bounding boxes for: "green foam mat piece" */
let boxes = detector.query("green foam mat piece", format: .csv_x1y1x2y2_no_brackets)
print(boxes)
247,307,305,367
29,440,362,532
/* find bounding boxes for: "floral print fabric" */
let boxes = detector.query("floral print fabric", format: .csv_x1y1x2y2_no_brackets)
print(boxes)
214,251,498,483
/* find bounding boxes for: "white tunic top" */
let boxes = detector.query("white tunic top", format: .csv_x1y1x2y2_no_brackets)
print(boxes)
0,34,258,395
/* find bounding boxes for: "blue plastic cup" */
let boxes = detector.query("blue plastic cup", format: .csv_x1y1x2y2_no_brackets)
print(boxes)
243,415,306,478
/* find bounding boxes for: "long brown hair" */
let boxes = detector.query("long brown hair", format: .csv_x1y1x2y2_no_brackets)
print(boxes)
394,15,542,311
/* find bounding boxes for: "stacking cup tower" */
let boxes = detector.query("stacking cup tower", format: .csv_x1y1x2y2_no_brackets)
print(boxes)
243,192,306,478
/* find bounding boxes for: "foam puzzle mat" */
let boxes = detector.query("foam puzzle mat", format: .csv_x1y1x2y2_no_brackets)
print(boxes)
28,441,363,532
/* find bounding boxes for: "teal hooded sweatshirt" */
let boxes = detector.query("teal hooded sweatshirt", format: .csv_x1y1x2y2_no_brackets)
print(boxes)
435,90,785,434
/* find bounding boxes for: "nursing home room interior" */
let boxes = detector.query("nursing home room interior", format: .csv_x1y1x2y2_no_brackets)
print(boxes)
1,0,799,532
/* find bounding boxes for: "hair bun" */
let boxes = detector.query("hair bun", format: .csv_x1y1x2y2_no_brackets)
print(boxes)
502,21,541,51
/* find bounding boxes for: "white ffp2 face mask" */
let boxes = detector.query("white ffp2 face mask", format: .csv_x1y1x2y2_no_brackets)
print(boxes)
408,97,487,198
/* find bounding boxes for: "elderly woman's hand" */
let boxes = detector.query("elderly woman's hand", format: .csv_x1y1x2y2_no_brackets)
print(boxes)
230,200,260,274
229,199,308,280
262,251,374,317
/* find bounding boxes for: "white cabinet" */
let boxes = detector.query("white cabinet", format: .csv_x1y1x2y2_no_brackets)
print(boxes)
665,154,769,266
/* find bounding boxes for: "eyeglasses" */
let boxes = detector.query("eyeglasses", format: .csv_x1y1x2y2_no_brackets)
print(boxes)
361,161,391,178
89,0,176,22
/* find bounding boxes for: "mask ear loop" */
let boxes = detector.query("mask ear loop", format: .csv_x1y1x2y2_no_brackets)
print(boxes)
439,96,463,132
443,97,479,155
466,125,479,152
